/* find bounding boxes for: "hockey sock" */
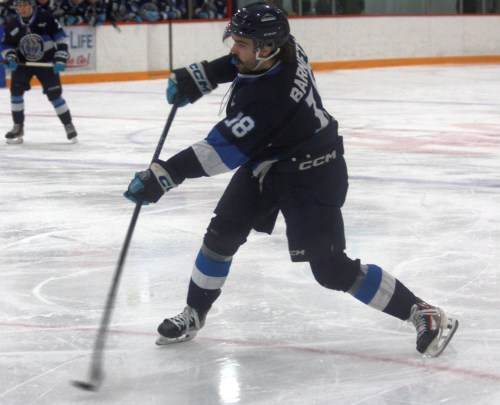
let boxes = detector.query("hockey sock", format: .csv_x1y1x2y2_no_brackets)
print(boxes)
187,245,232,313
11,96,24,124
187,279,221,315
50,97,72,125
348,264,416,320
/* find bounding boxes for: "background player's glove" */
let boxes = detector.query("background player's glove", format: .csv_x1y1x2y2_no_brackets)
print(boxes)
5,53,18,71
124,160,177,205
53,50,69,74
53,62,66,74
166,61,217,106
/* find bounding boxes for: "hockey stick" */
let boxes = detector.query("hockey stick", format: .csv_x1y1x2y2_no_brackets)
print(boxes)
1,60,54,68
110,20,122,33
71,101,180,392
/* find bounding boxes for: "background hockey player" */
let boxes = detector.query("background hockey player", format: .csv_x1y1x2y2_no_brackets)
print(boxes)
0,0,77,144
124,1,459,357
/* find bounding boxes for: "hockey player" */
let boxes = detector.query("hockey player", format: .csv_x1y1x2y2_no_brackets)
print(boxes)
125,1,458,357
1,0,77,144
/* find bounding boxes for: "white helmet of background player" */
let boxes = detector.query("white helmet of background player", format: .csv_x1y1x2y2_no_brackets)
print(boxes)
222,1,290,54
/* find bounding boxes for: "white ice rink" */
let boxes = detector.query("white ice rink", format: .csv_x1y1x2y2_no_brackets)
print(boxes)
1,64,500,404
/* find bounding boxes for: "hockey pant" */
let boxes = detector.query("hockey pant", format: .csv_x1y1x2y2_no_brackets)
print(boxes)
187,162,416,321
10,66,72,125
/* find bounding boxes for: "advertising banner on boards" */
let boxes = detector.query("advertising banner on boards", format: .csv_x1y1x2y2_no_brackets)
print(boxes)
65,25,96,71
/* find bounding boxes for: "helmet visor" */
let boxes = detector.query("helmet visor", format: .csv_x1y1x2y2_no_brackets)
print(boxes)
222,23,262,52
223,24,250,45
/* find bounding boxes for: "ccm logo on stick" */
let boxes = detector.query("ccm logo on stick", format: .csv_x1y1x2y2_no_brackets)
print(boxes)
299,150,336,171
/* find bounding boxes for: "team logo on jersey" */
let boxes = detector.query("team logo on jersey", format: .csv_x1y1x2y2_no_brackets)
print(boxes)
19,33,44,61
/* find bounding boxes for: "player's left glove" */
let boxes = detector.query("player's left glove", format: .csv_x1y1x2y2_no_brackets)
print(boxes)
4,52,18,71
53,50,69,74
124,160,177,205
53,62,66,74
166,61,217,106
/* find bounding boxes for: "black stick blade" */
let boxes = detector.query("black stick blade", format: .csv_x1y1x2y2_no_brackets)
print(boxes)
71,380,100,392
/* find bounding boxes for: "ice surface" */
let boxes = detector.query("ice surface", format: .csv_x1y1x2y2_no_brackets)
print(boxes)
1,64,499,404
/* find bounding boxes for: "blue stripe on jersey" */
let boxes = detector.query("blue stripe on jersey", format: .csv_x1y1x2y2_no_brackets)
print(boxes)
206,127,248,170
354,264,383,304
54,31,67,42
195,250,232,277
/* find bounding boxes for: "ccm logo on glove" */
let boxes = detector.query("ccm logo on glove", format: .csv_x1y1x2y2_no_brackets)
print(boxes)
187,63,213,94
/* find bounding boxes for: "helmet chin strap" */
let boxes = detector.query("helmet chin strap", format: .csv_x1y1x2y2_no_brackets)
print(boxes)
252,48,281,71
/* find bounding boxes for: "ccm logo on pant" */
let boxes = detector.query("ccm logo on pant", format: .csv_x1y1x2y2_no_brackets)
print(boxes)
298,150,337,171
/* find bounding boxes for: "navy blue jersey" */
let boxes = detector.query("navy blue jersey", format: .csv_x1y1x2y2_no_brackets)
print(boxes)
166,36,338,183
0,8,68,64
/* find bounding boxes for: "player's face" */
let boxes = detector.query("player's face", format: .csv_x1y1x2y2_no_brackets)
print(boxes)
228,34,274,73
228,35,257,72
16,2,33,17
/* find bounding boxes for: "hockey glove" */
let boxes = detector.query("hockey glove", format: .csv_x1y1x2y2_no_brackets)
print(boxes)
53,62,66,74
53,50,68,74
166,61,217,106
166,78,189,107
5,53,18,71
124,160,177,205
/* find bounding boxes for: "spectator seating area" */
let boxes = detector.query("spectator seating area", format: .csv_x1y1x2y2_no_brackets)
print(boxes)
1,0,498,28
0,0,228,26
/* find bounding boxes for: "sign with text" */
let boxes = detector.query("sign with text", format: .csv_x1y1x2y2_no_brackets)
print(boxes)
65,25,96,71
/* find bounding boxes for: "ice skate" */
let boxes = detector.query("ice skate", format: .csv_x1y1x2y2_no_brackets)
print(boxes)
5,123,24,144
64,123,78,143
410,300,458,357
156,306,205,345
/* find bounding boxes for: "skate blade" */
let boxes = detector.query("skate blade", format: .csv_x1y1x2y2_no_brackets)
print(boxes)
424,314,459,357
69,137,78,144
6,137,23,145
155,331,197,346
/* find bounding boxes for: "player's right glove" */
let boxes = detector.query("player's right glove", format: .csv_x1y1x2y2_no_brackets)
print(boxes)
124,160,177,205
166,61,217,106
5,53,18,71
